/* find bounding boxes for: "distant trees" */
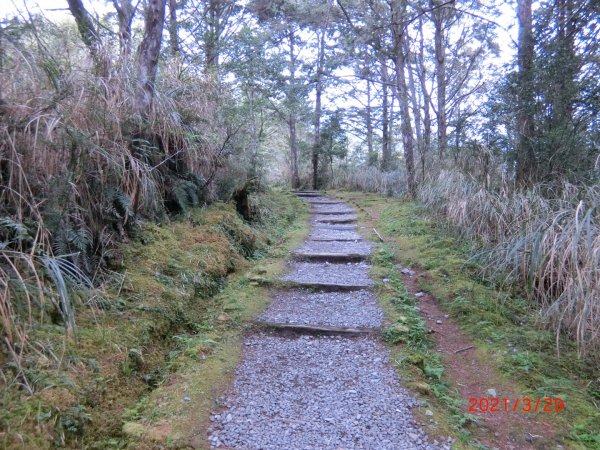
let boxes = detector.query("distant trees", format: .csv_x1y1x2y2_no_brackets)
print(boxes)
509,0,600,185
59,0,598,189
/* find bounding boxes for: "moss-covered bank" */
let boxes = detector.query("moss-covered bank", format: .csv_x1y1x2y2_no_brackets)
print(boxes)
0,189,308,449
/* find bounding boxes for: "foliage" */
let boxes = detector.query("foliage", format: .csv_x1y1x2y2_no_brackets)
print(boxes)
0,190,306,448
341,191,600,447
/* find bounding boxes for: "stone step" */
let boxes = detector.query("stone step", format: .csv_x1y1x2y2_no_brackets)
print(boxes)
308,237,364,242
308,230,364,241
313,223,358,230
294,191,322,197
253,321,376,336
310,210,355,215
293,252,368,263
315,217,357,224
283,280,373,291
304,200,343,204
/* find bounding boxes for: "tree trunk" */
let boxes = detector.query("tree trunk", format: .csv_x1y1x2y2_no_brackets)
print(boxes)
391,0,416,197
312,30,326,190
205,0,220,73
289,116,300,188
417,18,432,181
380,58,391,171
406,40,423,179
288,29,299,188
431,0,447,158
135,0,167,118
515,0,535,186
366,80,375,165
67,0,108,74
168,0,180,55
112,0,137,68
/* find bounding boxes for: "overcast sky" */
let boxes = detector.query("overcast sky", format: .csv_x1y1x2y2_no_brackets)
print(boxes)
4,0,518,56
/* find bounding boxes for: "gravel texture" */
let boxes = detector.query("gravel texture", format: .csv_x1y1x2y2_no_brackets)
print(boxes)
259,289,383,328
308,229,364,241
311,204,356,214
281,261,373,287
314,213,357,223
294,240,372,256
207,195,441,449
312,222,358,230
209,334,440,450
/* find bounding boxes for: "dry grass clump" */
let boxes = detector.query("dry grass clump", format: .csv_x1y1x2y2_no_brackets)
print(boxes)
0,17,252,376
418,171,600,357
328,166,407,196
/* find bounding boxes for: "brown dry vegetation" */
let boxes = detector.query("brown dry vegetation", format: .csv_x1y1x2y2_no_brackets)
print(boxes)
330,165,600,361
0,15,255,372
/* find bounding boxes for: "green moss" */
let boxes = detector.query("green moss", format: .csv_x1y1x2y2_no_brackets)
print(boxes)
336,191,600,449
0,190,308,449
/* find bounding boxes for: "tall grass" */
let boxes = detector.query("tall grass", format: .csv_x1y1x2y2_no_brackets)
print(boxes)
418,171,600,357
0,16,253,373
328,166,407,196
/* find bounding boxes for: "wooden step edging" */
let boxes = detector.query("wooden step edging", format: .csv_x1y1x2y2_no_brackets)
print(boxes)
292,252,369,262
253,320,377,337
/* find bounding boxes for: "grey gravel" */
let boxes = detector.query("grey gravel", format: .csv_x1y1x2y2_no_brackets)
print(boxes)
309,229,364,241
259,289,383,328
207,196,441,449
314,213,357,223
281,261,373,287
294,240,372,256
312,204,356,214
209,334,440,449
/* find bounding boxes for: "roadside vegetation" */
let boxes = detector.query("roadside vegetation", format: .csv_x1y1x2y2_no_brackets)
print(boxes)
0,191,307,448
339,191,600,449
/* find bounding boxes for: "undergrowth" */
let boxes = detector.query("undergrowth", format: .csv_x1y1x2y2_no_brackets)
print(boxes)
372,244,475,443
340,191,600,449
0,189,306,449
418,171,600,358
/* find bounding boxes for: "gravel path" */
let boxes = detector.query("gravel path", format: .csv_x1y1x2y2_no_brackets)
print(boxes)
208,194,440,449
209,335,442,450
309,229,363,241
281,261,373,287
259,289,383,328
312,204,356,214
294,240,372,256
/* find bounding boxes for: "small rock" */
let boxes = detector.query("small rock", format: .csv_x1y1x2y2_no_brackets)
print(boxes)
408,432,419,441
487,388,497,397
183,396,191,402
415,292,425,298
425,410,434,416
436,320,443,325
400,268,416,276
382,278,390,283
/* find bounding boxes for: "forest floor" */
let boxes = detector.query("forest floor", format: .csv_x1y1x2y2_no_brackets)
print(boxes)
335,191,600,450
124,190,600,450
0,190,308,449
